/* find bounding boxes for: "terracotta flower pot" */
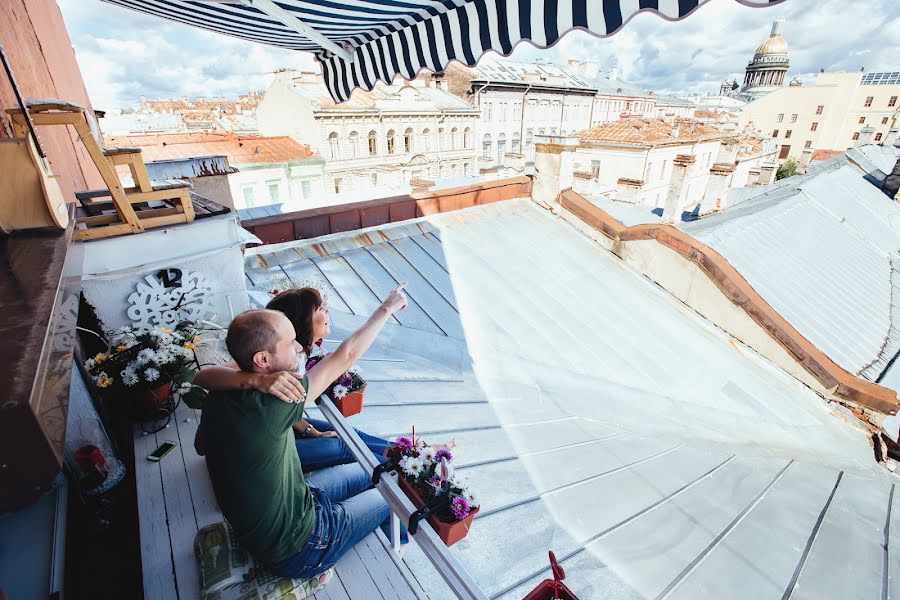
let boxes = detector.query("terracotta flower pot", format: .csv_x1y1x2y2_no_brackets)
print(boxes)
397,475,478,547
521,580,579,600
139,382,172,410
333,385,366,417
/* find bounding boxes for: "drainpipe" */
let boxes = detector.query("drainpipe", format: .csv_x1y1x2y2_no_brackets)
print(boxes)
519,84,532,160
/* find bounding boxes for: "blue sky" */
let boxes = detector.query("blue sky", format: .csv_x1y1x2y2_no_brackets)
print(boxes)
60,0,900,109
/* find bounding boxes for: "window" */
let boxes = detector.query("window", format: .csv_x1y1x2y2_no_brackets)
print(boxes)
883,117,890,125
500,103,507,121
804,141,812,148
333,177,342,194
777,114,784,123
484,102,492,120
241,184,255,207
497,133,506,164
778,145,791,159
790,114,798,123
328,132,339,159
810,122,818,131
368,130,377,156
404,128,413,153
437,127,444,150
267,181,280,203
422,128,431,151
865,96,873,107
463,127,471,148
526,129,533,148
890,96,898,107
451,127,458,149
852,132,860,141
482,134,492,159
785,130,792,139
647,162,653,180
464,162,470,176
438,164,444,178
513,102,521,120
387,130,395,154
876,133,883,142
660,160,667,179
349,131,359,158
859,117,866,124
816,105,824,115
371,173,377,187
512,132,520,153
301,180,311,198
591,160,601,179
773,129,779,137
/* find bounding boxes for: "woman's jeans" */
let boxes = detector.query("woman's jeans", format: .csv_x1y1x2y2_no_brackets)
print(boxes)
268,463,405,579
295,418,391,471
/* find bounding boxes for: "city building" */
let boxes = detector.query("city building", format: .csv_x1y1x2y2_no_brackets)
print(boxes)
739,70,900,160
103,131,326,210
566,61,657,125
653,95,697,120
257,70,479,198
739,18,790,99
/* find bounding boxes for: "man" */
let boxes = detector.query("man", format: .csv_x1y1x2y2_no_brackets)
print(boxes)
201,285,407,578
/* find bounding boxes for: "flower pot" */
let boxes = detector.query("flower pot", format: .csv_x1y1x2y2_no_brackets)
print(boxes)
333,386,366,417
521,580,579,600
397,475,478,547
138,383,172,410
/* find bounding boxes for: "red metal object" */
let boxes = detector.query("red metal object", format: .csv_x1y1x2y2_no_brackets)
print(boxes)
333,385,366,417
73,444,106,473
521,551,579,600
397,475,478,547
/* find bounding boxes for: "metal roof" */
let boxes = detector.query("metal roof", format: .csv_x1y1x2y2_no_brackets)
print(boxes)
684,161,900,384
244,198,896,599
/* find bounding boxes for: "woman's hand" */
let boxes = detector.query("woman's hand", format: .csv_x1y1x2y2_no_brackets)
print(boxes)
253,371,307,403
381,283,408,315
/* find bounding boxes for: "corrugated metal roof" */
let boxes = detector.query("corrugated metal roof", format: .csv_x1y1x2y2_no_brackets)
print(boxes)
685,163,900,383
245,198,895,599
287,80,476,112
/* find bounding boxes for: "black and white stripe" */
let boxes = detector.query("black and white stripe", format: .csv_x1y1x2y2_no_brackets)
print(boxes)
102,0,786,103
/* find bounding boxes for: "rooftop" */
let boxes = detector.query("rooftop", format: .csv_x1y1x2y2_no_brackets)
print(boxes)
102,131,315,165
244,197,896,598
284,78,477,112
576,118,733,147
471,59,594,91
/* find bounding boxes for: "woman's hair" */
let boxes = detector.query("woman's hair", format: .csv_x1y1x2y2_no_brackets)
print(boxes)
266,287,323,355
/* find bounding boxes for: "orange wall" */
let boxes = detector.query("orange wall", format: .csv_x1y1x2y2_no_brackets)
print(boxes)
1,0,102,202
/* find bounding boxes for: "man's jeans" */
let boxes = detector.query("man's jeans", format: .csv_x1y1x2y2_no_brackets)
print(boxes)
268,463,404,579
294,418,392,471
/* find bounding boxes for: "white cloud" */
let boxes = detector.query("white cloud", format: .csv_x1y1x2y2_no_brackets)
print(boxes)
60,0,900,107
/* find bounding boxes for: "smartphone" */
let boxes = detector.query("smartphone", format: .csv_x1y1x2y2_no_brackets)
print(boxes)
148,441,179,462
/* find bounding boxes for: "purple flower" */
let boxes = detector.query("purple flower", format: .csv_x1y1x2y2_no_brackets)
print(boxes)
428,474,442,489
395,437,413,452
338,374,353,387
451,496,471,521
435,448,453,463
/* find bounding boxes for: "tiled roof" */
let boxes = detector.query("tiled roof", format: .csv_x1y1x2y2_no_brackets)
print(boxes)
811,149,843,162
103,132,314,164
576,118,733,147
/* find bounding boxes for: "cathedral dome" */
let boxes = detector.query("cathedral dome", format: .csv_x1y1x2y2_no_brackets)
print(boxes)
755,34,788,57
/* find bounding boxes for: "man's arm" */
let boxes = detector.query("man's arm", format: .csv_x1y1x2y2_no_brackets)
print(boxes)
193,362,306,403
305,284,407,401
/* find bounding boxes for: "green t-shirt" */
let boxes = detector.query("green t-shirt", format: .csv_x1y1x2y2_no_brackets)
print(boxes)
201,378,314,564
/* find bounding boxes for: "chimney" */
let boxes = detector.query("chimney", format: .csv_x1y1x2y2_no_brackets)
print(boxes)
856,125,876,147
661,154,695,225
882,158,900,201
699,163,735,216
532,134,580,205
608,67,618,81
616,178,644,204
883,128,899,147
771,17,784,37
747,168,761,186
800,147,814,171
716,139,740,165
757,162,778,185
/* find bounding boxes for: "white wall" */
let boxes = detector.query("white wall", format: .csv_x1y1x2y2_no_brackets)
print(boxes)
229,161,326,211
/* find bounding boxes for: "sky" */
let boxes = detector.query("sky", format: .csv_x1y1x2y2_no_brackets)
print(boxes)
59,0,900,110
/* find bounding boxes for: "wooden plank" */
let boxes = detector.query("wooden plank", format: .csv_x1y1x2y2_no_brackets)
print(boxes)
176,405,220,528
278,259,353,314
331,542,386,599
341,247,443,335
312,255,399,325
157,413,202,599
313,571,352,600
389,236,457,309
133,425,179,600
358,533,420,600
365,244,464,339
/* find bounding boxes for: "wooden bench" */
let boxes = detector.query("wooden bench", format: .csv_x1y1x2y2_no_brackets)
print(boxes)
133,400,428,599
6,98,195,240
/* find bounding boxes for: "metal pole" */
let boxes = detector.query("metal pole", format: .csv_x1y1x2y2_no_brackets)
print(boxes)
0,42,44,157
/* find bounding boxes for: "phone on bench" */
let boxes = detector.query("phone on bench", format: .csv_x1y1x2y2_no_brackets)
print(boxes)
148,441,179,462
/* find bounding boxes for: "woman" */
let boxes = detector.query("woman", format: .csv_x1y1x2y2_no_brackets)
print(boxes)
194,287,393,470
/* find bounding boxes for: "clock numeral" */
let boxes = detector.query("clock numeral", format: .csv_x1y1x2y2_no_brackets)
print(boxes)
157,268,183,288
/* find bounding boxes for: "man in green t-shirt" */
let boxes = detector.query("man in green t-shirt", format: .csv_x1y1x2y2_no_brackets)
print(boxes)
202,284,408,578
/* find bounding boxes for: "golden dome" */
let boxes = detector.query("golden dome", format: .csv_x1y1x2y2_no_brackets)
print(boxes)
755,34,788,56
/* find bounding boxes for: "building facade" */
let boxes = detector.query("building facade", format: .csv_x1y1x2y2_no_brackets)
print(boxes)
739,70,900,161
257,71,479,200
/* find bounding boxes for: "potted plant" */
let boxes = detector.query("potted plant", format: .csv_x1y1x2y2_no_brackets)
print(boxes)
83,322,208,422
306,353,366,417
384,435,479,546
522,551,579,600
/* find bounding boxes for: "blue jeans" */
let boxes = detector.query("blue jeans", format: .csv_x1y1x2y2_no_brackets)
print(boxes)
268,463,405,579
295,418,391,471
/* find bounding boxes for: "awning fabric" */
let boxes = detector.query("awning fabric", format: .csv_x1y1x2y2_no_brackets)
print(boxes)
102,0,786,103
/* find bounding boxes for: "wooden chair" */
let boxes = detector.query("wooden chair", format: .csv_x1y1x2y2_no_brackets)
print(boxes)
6,98,195,240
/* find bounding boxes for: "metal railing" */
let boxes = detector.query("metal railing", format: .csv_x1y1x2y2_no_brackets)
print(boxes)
315,394,488,600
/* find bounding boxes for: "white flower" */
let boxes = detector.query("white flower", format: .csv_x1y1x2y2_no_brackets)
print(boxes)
84,358,96,370
136,349,157,365
178,381,193,394
420,446,436,464
332,384,349,399
121,368,139,386
348,364,360,374
155,349,174,365
400,456,424,478
144,367,160,382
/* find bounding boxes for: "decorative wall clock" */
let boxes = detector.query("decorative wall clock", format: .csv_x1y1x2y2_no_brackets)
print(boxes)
126,268,213,329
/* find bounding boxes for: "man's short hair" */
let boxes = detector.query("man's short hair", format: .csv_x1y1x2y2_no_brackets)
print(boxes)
226,309,279,372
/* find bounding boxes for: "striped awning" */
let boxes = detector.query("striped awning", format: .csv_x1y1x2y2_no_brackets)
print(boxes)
103,0,786,103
